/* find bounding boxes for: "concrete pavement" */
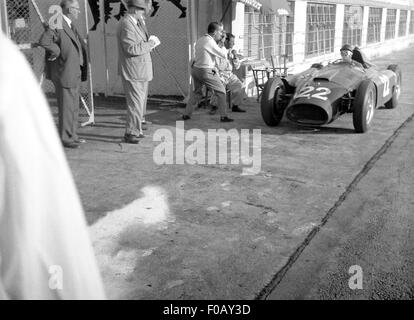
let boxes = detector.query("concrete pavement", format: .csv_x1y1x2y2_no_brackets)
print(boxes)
267,113,414,300
62,45,414,299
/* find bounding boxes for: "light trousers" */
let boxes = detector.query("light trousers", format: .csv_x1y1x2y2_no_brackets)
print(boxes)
211,73,245,107
122,78,148,135
185,66,228,117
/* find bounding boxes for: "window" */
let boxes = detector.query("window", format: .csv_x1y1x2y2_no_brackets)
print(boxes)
410,11,414,34
243,8,274,60
243,7,259,59
243,1,295,62
285,1,295,62
367,7,382,44
399,10,408,37
342,5,363,47
385,9,397,40
305,2,336,57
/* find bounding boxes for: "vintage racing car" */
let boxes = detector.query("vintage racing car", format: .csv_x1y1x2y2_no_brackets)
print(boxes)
260,48,402,133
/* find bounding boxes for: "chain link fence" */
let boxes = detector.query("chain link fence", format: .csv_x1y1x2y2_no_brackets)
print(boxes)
3,0,94,126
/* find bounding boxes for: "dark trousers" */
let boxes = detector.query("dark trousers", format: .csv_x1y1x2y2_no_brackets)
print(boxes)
54,82,80,144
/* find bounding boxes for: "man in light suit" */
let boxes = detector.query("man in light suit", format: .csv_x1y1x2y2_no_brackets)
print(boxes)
39,0,88,149
211,32,246,114
117,0,160,144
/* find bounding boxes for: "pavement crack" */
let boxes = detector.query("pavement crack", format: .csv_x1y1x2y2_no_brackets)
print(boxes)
255,111,414,300
244,201,278,213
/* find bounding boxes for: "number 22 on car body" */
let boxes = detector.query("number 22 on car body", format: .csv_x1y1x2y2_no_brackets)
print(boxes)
294,86,332,101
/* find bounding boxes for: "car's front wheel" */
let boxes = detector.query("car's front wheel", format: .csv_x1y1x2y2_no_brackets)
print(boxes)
260,77,286,126
353,80,376,133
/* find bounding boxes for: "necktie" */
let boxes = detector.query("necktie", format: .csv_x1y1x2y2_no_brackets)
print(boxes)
137,18,149,39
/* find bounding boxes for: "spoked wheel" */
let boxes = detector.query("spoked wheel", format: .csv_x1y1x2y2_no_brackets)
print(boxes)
353,80,376,133
260,77,287,126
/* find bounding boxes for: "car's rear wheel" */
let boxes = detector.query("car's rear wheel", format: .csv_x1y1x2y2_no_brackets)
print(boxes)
385,64,401,109
353,80,376,133
260,77,286,126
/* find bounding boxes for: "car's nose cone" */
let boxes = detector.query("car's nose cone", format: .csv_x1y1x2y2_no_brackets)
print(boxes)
286,103,329,125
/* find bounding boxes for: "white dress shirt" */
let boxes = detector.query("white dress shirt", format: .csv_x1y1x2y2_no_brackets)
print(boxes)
193,34,227,69
128,13,137,25
62,14,72,28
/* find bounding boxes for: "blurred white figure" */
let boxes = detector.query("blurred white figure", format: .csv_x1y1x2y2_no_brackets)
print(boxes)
0,33,105,300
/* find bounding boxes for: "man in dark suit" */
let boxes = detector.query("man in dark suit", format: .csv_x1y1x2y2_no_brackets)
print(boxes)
40,0,88,149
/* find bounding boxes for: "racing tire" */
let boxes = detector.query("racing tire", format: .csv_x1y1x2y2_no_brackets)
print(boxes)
260,77,286,126
385,64,402,109
353,80,376,133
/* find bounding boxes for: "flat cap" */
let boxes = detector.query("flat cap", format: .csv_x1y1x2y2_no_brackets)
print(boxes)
340,44,353,52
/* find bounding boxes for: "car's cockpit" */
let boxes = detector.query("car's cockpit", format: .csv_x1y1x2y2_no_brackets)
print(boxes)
330,59,365,72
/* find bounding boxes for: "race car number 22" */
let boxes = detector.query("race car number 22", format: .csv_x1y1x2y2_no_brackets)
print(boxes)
295,86,331,101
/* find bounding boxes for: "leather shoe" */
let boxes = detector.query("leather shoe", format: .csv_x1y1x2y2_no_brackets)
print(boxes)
232,105,246,112
63,141,80,149
220,116,234,123
209,106,218,115
124,134,140,144
182,115,191,120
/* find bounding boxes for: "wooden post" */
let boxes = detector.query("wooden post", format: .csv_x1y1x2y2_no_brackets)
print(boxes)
260,15,264,59
0,0,9,37
84,0,94,124
99,0,109,97
272,14,276,57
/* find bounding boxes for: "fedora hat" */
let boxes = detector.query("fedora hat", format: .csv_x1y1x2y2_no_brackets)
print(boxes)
127,0,148,10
